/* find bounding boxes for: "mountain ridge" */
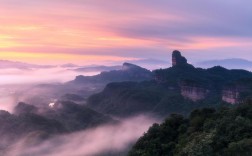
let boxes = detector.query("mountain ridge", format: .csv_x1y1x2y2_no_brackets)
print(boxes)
87,50,252,118
0,60,55,70
70,62,153,84
196,58,252,70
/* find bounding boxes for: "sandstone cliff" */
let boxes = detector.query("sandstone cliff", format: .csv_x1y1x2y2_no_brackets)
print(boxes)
222,89,239,104
181,85,208,101
222,80,252,104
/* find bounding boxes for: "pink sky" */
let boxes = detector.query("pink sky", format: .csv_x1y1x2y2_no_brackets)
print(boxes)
0,0,252,65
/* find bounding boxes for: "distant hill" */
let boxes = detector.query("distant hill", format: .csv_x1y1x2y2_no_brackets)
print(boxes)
70,62,153,84
0,60,55,69
66,58,169,73
196,58,252,70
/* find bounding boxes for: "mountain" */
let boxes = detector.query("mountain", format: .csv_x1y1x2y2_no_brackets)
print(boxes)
128,100,252,156
72,65,122,72
87,50,252,118
196,58,252,70
17,63,152,113
42,101,113,131
14,101,113,131
71,62,153,84
0,60,55,69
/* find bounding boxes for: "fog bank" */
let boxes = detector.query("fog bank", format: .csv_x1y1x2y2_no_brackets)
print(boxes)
5,115,157,156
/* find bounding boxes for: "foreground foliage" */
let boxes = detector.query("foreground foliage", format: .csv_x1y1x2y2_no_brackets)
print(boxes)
128,100,252,156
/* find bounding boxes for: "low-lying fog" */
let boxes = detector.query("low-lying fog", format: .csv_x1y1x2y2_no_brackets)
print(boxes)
0,67,99,85
5,115,157,156
0,66,100,112
0,66,159,156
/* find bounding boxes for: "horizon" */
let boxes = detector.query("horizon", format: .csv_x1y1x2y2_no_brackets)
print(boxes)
0,51,252,67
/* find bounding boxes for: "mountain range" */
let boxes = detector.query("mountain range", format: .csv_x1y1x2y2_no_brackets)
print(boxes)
70,58,169,73
71,62,153,84
1,50,252,155
87,51,252,118
0,60,55,70
195,58,252,70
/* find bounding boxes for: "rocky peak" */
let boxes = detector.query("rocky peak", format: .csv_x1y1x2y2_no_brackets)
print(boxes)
172,50,187,66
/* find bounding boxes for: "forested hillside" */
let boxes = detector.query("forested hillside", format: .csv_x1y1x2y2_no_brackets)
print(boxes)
129,100,252,156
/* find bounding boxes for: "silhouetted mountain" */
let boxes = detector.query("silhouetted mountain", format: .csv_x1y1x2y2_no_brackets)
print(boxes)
129,100,252,156
196,58,252,70
87,50,252,118
0,60,55,69
71,62,153,84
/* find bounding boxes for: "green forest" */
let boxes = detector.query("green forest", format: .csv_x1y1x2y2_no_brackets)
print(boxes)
129,100,252,156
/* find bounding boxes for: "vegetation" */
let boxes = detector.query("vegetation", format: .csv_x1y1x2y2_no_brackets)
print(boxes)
155,65,252,89
87,63,252,118
128,100,252,156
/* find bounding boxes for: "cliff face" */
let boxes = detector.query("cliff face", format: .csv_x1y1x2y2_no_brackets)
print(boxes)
222,82,252,104
181,86,208,101
222,89,239,104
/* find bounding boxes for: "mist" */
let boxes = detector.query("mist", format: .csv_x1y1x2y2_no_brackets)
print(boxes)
4,115,157,156
0,63,158,155
0,67,99,85
0,66,101,112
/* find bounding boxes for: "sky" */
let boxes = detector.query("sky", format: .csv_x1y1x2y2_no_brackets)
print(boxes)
0,0,252,65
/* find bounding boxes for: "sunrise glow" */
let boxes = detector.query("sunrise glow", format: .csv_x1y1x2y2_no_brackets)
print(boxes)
0,0,251,65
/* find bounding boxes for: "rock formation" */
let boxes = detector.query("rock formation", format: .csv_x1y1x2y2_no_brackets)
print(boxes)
222,82,251,104
222,89,239,104
172,50,187,66
181,85,208,101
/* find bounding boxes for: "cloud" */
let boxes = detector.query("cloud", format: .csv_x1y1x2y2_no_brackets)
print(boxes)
0,0,252,62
